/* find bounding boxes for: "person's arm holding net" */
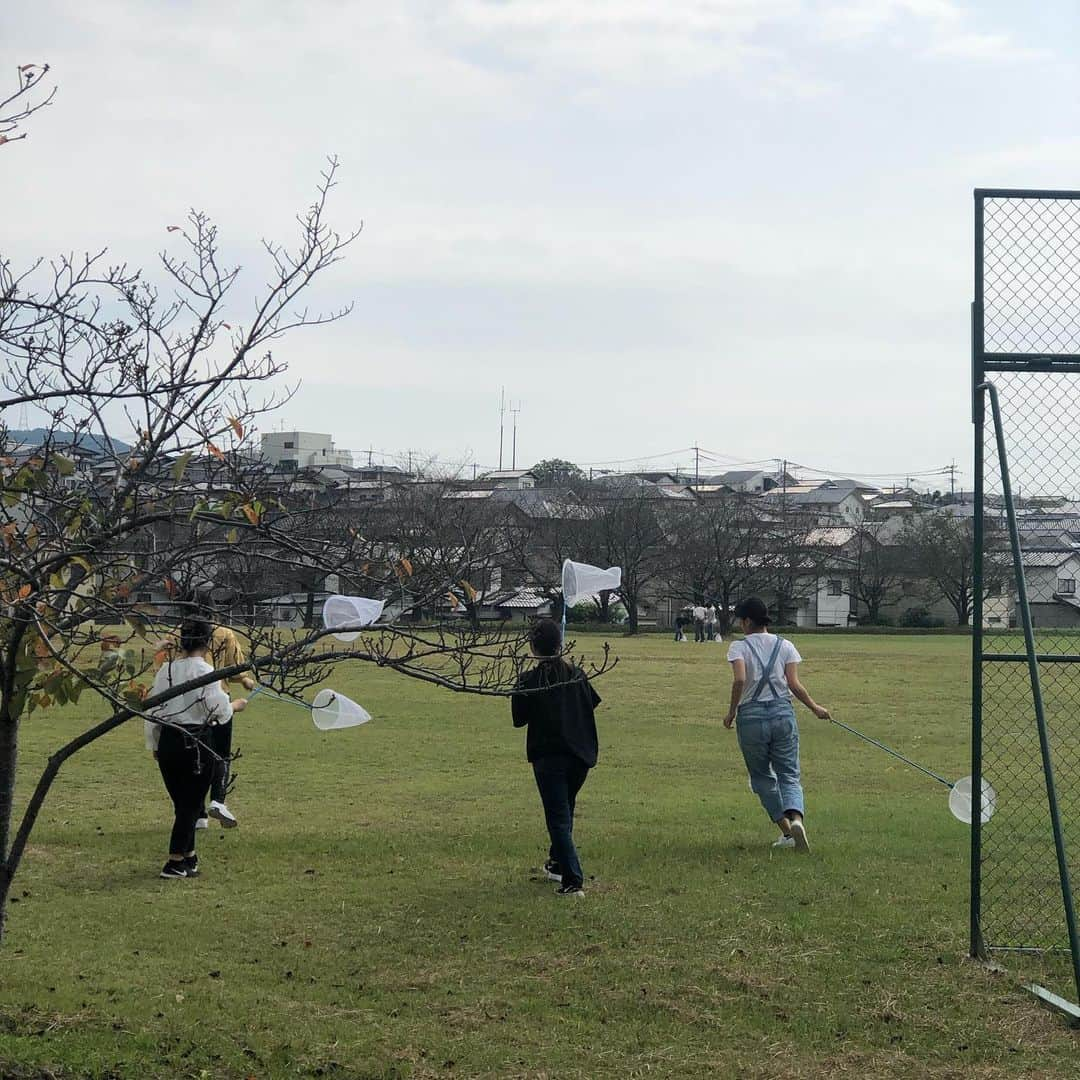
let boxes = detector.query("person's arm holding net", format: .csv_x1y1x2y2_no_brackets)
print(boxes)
785,663,830,720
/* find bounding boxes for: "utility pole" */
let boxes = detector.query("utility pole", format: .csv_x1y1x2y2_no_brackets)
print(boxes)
694,444,700,487
498,387,506,471
947,459,957,498
510,400,521,470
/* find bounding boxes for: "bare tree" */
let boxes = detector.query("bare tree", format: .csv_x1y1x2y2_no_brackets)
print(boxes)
0,166,613,941
0,62,54,146
755,510,826,626
900,511,1006,626
587,480,669,634
366,483,531,628
844,522,909,624
663,495,766,634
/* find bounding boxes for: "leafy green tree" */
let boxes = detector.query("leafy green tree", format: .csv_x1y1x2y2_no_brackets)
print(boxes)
530,458,586,487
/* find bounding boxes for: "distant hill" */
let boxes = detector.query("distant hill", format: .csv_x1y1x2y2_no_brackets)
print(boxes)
5,428,131,454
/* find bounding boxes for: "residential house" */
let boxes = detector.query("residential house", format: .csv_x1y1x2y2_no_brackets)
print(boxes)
475,469,537,491
760,481,870,525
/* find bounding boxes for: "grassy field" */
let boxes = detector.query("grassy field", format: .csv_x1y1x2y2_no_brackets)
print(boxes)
1,635,1077,1078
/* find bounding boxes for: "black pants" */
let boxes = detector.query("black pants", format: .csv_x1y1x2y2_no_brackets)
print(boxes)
198,720,232,814
694,618,705,642
532,754,590,889
157,725,212,855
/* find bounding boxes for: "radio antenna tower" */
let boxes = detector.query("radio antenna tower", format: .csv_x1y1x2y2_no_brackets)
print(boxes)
510,400,522,470
498,387,506,470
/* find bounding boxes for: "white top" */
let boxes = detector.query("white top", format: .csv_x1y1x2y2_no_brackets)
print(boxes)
144,656,233,751
692,605,706,620
727,633,802,706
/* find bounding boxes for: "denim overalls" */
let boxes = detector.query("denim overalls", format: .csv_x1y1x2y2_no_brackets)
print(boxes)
735,635,804,822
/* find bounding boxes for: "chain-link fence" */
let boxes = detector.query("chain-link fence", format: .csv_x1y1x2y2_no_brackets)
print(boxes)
974,190,1080,1015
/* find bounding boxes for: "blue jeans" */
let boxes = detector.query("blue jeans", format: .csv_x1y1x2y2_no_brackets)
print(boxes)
736,699,804,823
532,755,589,889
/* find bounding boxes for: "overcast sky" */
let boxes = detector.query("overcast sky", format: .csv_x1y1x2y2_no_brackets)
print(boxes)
4,1,1079,487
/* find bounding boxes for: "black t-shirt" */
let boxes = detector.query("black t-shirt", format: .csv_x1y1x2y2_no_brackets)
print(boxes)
511,661,601,767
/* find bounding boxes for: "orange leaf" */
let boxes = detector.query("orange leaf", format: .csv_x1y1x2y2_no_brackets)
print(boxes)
164,578,178,598
17,584,31,600
400,558,414,577
241,504,259,526
207,443,225,462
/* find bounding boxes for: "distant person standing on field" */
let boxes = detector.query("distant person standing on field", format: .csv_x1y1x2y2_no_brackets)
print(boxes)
705,604,717,641
722,597,830,853
692,603,707,643
512,618,601,898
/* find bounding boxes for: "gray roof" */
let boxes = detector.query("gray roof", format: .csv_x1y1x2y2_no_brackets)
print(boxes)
480,469,536,480
784,487,861,506
716,469,764,484
1021,551,1076,568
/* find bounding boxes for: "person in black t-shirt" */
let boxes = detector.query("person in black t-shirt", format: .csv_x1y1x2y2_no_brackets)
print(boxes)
512,618,601,898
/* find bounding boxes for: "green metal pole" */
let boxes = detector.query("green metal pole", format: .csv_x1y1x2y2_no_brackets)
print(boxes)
971,297,985,957
979,380,1080,1005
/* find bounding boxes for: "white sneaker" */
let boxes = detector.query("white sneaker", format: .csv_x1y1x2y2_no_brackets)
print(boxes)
789,820,810,854
209,801,238,828
772,835,796,849
195,817,209,830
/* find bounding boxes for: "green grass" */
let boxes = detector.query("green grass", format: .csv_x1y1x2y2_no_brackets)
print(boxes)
1,636,1077,1078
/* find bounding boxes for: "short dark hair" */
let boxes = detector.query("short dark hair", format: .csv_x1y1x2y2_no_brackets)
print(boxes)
179,618,213,653
733,597,771,628
529,617,562,657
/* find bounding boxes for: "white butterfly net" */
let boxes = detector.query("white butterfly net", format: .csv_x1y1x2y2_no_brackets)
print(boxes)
562,560,622,608
322,595,385,643
311,688,372,730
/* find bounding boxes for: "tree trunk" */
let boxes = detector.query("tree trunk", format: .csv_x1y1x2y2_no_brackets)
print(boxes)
0,713,17,937
592,591,612,623
623,589,639,634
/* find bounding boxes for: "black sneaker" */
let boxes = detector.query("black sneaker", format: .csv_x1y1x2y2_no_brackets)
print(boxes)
182,855,200,878
543,859,563,883
160,861,188,879
554,882,584,898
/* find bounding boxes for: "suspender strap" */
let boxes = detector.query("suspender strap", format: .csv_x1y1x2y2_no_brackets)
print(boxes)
746,635,785,703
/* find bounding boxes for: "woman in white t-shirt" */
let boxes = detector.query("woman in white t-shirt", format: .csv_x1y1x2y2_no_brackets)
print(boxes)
722,597,830,853
146,619,248,879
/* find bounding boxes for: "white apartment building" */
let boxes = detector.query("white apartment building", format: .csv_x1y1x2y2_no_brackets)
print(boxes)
261,431,352,471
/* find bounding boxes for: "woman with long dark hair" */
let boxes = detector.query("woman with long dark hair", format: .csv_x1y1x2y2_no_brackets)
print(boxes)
511,618,601,897
145,618,248,879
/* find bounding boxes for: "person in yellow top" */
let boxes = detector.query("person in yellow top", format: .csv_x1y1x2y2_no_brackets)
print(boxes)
156,621,256,829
